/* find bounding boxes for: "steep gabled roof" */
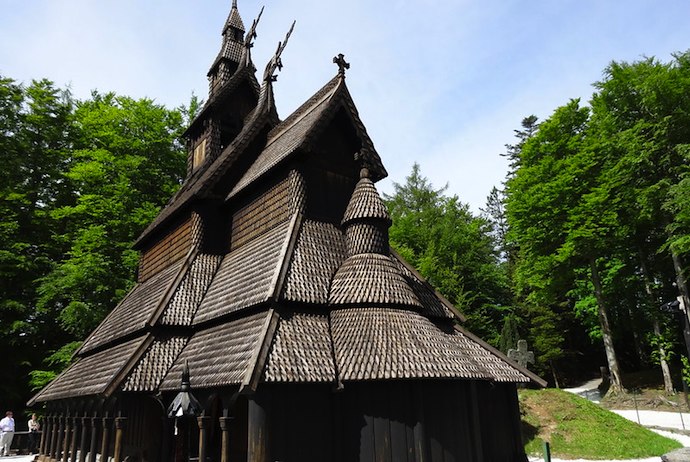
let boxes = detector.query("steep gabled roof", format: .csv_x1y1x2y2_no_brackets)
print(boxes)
227,74,387,200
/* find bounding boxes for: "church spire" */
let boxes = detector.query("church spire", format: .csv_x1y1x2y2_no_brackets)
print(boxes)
207,1,247,95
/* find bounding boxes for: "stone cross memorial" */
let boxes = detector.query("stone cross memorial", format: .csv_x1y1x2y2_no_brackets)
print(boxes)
508,339,535,369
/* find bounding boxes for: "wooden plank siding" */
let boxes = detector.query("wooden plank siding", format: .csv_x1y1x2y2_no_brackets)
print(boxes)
245,381,525,462
138,217,193,282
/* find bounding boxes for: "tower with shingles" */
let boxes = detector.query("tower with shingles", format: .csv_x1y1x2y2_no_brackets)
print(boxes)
30,3,544,462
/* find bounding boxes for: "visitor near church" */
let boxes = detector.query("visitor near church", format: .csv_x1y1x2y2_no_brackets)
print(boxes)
0,411,15,456
27,413,40,454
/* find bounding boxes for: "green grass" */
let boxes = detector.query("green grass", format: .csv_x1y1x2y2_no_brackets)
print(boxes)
520,388,682,460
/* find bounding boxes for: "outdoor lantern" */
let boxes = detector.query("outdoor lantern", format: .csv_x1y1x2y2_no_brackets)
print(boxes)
167,361,202,462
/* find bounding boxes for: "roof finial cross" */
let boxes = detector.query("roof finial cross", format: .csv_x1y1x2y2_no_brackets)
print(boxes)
333,53,350,77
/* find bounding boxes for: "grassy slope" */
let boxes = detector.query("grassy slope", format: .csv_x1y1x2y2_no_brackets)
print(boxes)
520,389,682,460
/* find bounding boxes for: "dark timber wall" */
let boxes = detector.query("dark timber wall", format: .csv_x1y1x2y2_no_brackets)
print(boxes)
246,381,526,462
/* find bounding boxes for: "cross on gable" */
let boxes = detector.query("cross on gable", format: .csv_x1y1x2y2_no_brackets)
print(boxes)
333,53,350,76
507,339,535,369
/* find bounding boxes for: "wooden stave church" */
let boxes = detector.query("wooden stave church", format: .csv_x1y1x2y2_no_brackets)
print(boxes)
30,3,545,462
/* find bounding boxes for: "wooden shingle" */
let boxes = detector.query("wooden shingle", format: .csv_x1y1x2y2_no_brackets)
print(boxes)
159,311,269,390
80,262,183,354
263,311,336,383
193,220,291,324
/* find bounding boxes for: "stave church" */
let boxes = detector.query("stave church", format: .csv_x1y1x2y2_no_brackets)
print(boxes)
30,2,544,461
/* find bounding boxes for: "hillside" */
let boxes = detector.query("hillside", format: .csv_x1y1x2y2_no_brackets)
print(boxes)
520,389,682,459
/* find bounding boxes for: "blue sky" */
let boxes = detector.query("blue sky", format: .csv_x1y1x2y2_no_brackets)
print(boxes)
2,0,689,211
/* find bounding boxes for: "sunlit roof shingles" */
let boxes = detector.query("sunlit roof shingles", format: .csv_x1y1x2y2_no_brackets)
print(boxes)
122,336,189,392
193,221,290,324
263,312,336,382
32,336,146,402
329,253,420,307
159,254,223,326
331,308,490,381
80,262,183,353
228,83,337,199
159,311,268,390
282,220,347,304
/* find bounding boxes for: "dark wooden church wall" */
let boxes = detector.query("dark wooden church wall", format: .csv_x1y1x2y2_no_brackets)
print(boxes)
244,380,525,462
475,382,527,462
118,395,166,462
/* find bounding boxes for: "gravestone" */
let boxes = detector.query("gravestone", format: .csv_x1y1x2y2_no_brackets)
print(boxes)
508,339,535,369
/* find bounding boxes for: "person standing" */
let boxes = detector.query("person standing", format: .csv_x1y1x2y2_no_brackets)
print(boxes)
27,414,40,454
0,411,15,456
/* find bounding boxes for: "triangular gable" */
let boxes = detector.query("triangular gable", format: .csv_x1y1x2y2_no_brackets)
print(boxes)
227,75,387,201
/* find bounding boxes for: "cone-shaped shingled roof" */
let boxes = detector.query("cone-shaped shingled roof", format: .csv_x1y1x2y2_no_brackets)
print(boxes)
224,0,245,34
342,168,391,226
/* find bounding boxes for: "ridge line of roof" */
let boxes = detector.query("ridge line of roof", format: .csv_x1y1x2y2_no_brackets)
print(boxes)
103,335,156,397
389,248,466,322
453,324,547,387
146,246,200,327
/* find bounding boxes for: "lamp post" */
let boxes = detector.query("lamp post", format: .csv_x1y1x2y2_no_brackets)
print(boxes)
167,361,203,462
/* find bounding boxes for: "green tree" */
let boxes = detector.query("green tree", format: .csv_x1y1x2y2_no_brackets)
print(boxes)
385,164,511,343
0,77,75,408
37,93,186,341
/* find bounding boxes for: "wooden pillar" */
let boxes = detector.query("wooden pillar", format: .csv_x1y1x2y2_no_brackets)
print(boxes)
49,416,59,462
62,416,72,462
218,417,233,462
100,417,112,462
78,417,89,462
247,397,268,462
87,417,100,462
38,417,47,459
39,416,51,461
197,416,210,462
112,418,126,462
55,416,65,462
69,417,80,462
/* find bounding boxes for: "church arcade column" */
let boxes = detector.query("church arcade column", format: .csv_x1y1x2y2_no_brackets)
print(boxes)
55,416,64,462
87,417,100,462
38,415,50,461
78,417,89,462
218,417,233,462
69,416,80,462
100,417,112,462
112,417,126,462
197,416,210,462
61,415,72,462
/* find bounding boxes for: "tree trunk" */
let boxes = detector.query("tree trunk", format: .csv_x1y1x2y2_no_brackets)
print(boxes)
670,249,690,361
652,318,674,393
589,257,624,392
639,251,674,394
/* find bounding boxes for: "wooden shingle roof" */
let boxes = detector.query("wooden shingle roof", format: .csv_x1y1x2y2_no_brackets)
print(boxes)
329,253,421,307
263,311,336,383
192,219,293,324
122,336,189,392
227,75,387,200
159,311,271,390
29,336,148,404
282,220,347,304
330,307,527,382
79,261,184,354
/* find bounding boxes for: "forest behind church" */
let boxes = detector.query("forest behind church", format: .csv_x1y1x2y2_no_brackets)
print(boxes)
3,51,690,410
